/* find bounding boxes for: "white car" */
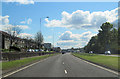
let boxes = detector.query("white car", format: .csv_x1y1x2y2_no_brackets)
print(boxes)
39,49,44,52
89,51,93,54
105,51,111,55
27,49,35,52
27,49,32,52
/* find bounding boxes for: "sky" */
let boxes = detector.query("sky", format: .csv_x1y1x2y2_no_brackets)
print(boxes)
0,0,118,49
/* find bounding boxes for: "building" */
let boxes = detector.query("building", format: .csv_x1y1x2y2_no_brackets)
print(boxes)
0,31,39,52
53,47,61,52
0,32,2,50
0,31,11,49
44,43,52,51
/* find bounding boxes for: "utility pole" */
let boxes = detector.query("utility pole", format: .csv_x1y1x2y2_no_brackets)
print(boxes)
40,18,41,49
40,16,49,49
51,28,54,51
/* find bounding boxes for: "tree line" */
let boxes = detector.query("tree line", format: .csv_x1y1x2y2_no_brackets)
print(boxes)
84,22,119,54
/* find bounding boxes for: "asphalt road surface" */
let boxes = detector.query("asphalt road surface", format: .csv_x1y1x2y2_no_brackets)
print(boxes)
8,53,118,77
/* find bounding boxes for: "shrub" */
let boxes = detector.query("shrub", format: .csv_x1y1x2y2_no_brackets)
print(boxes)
10,46,21,52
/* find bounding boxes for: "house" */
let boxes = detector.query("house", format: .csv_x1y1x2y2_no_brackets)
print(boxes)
44,43,52,51
0,31,39,52
0,31,11,49
0,32,2,50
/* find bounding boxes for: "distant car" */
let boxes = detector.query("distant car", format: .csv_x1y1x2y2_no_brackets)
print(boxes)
73,51,77,53
62,51,65,54
39,49,44,52
105,51,111,55
35,49,39,52
89,51,93,54
27,49,33,52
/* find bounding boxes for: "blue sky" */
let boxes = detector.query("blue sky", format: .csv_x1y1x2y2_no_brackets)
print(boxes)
1,2,118,49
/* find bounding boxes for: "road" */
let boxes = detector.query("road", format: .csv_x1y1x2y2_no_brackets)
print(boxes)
7,53,118,77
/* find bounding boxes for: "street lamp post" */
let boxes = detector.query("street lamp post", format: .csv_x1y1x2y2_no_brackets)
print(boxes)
40,16,49,49
53,28,54,47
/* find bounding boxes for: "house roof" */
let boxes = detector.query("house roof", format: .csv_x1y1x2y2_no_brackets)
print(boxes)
0,30,22,40
0,30,11,37
0,30,38,43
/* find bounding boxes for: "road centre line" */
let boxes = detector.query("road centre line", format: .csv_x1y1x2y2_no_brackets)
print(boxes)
64,70,67,74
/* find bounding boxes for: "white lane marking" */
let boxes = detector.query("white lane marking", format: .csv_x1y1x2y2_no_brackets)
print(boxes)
63,62,64,65
3,57,50,78
79,58,119,75
64,70,67,74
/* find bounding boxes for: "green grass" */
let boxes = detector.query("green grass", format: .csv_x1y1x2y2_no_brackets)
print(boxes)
72,53,119,71
1,54,58,70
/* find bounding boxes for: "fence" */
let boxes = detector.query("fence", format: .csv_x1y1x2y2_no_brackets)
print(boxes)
1,52,57,61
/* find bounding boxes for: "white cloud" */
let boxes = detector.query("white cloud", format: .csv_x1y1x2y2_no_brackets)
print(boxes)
0,16,32,40
20,18,32,24
59,31,73,40
3,0,34,4
57,31,96,49
48,36,52,39
20,21,26,24
27,18,32,24
0,15,9,25
16,25,29,29
0,15,8,30
18,33,33,38
0,15,29,31
45,8,118,30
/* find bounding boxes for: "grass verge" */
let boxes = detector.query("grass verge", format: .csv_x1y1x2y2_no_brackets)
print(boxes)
72,53,119,71
1,54,58,70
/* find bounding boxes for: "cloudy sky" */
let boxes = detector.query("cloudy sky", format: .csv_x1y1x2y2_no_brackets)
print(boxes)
1,0,118,49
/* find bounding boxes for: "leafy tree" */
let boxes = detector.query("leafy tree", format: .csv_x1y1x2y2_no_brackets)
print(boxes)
110,28,118,53
98,22,113,52
118,27,120,54
84,22,118,54
84,36,99,53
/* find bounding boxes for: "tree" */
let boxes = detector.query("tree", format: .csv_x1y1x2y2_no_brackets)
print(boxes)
5,25,22,48
35,32,44,49
84,36,99,53
71,47,74,50
98,22,113,52
118,27,120,45
84,22,119,54
118,27,120,54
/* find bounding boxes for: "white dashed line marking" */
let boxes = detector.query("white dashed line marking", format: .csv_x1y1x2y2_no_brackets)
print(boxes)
63,62,64,64
64,70,67,74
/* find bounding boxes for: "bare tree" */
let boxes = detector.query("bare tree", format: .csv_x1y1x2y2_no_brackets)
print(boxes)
5,25,23,48
35,32,44,49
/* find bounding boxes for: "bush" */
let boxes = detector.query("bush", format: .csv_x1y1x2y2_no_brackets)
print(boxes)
10,46,21,52
2,49,10,52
